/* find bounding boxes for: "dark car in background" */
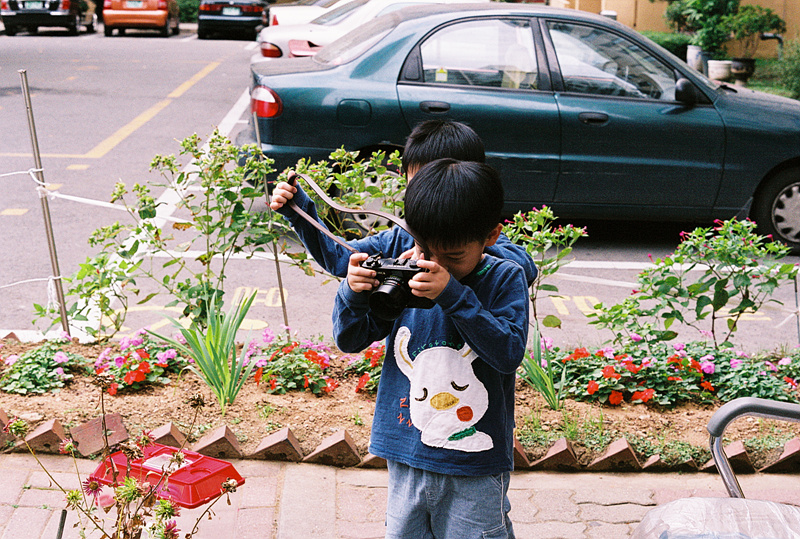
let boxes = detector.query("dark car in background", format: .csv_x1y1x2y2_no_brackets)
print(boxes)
1,0,96,35
237,3,800,252
197,0,269,39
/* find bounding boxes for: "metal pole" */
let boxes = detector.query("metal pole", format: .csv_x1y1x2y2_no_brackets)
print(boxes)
18,70,70,335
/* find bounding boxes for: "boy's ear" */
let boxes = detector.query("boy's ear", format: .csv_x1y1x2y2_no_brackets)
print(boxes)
484,224,503,247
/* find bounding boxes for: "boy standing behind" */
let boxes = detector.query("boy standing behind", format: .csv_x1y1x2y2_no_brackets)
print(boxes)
268,119,537,286
334,159,528,539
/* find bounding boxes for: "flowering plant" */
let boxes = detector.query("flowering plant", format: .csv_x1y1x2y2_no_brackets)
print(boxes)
251,329,339,395
0,333,87,395
93,330,188,396
344,341,385,394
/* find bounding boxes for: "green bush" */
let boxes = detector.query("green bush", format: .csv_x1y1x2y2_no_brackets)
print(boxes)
178,0,198,23
641,31,692,61
778,39,800,99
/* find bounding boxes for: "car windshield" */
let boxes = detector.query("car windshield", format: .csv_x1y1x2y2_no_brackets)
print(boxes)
314,14,395,65
311,0,368,24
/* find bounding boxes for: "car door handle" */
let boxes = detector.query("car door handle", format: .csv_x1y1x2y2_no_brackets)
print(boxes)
419,101,450,114
579,112,609,125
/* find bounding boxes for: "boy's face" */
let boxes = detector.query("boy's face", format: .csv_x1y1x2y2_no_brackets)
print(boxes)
414,225,502,281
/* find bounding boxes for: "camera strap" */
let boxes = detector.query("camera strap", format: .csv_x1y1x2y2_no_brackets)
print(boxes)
283,171,429,257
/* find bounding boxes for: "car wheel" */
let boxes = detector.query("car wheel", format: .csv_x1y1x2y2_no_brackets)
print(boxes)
752,168,800,254
5,25,18,35
68,14,80,34
172,20,179,35
27,25,38,34
86,13,97,33
197,25,209,39
160,18,169,37
104,24,113,36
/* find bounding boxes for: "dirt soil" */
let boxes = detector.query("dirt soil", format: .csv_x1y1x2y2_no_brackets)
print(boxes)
1,339,797,469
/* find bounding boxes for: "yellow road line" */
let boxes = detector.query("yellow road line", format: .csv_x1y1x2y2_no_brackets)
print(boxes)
1,61,222,160
168,61,220,98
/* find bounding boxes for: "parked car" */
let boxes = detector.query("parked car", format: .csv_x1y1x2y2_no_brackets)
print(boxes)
197,0,269,39
266,0,353,28
238,3,800,252
251,0,487,64
102,0,179,36
1,0,96,35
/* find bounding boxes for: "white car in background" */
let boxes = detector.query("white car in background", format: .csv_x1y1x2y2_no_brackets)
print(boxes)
266,0,353,27
251,0,489,64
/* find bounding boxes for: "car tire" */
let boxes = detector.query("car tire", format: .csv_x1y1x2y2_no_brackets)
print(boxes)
197,25,209,39
68,14,80,34
5,25,18,35
27,25,38,34
86,13,97,33
160,18,169,37
104,24,113,36
752,167,800,254
172,20,179,35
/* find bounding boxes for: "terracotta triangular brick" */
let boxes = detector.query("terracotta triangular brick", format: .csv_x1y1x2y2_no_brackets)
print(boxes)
193,425,243,459
70,413,129,456
701,441,755,474
1,332,20,341
761,437,800,473
531,437,580,471
149,422,187,449
250,427,303,461
0,409,14,450
303,430,361,467
588,438,642,471
358,453,387,469
513,438,531,469
24,418,67,454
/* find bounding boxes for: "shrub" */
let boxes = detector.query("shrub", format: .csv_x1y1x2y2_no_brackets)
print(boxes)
343,341,384,394
178,0,198,22
252,330,339,395
641,31,692,61
777,39,800,99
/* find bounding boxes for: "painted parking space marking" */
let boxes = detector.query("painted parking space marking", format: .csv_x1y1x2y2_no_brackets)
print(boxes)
1,209,29,216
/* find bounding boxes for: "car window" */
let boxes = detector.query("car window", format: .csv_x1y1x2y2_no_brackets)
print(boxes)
311,0,367,24
419,19,538,89
374,2,415,17
547,21,676,100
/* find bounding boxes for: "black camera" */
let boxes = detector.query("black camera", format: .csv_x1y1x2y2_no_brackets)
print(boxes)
361,253,435,321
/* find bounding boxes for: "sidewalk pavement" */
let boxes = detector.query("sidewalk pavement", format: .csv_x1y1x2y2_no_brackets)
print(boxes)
2,452,800,539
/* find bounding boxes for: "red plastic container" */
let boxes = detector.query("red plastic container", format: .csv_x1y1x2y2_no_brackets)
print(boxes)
89,443,245,509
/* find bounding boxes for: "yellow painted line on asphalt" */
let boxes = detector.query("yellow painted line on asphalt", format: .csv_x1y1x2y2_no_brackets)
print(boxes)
0,61,222,160
168,61,220,98
1,209,29,216
67,164,89,170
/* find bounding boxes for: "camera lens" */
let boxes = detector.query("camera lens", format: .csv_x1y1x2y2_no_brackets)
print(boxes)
369,276,409,321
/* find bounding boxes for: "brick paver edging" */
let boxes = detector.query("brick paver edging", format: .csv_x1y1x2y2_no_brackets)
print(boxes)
3,409,800,474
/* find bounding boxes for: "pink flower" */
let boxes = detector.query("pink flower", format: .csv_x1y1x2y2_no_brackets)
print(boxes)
673,343,685,352
156,349,177,363
765,361,778,372
700,361,715,374
94,347,112,368
53,351,69,364
540,336,553,351
261,328,276,345
730,358,744,369
779,357,792,366
114,356,125,367
4,354,19,366
630,333,642,342
54,367,65,378
175,333,187,345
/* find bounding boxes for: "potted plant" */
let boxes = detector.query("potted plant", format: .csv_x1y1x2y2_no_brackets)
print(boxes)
663,0,739,73
721,4,786,85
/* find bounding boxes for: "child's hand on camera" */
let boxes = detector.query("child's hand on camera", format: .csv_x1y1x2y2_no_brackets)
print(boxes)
347,253,379,293
269,181,297,210
408,255,450,300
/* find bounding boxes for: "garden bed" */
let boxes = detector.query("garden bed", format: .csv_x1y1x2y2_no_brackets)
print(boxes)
2,337,798,471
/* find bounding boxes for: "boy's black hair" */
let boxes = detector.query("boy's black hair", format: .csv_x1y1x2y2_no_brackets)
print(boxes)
402,120,485,174
405,158,503,248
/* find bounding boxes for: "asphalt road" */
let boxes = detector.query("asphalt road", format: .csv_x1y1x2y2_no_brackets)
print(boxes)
0,27,798,354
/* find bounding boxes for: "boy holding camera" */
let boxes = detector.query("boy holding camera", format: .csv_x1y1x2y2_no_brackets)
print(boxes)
268,119,537,286
335,158,528,539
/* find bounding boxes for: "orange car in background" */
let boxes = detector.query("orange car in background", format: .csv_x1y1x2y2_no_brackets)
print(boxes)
102,0,179,36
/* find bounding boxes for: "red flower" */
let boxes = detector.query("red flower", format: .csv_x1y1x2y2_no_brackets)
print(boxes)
108,383,118,396
303,375,309,388
323,378,339,393
269,376,277,391
355,373,370,393
135,348,150,360
631,388,655,403
586,380,599,395
137,361,151,374
563,347,590,362
784,376,797,388
602,365,621,380
689,359,702,373
254,367,263,387
623,361,642,374
701,381,715,392
667,355,684,369
667,376,682,381
609,390,623,405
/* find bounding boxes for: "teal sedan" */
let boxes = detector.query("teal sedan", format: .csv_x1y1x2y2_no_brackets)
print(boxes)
237,3,800,252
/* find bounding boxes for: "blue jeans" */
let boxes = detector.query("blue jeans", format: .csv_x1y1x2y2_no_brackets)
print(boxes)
385,460,515,539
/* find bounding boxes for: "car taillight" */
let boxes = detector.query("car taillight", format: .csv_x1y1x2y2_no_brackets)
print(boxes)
1,0,8,9
251,86,282,118
60,0,69,8
242,4,261,12
157,0,166,8
270,13,277,25
103,0,111,8
198,2,215,10
260,42,281,58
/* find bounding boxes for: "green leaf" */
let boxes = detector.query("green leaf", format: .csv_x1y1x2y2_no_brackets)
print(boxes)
542,315,562,329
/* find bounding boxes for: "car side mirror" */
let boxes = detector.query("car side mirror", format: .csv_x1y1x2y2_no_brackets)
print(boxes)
675,78,698,107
